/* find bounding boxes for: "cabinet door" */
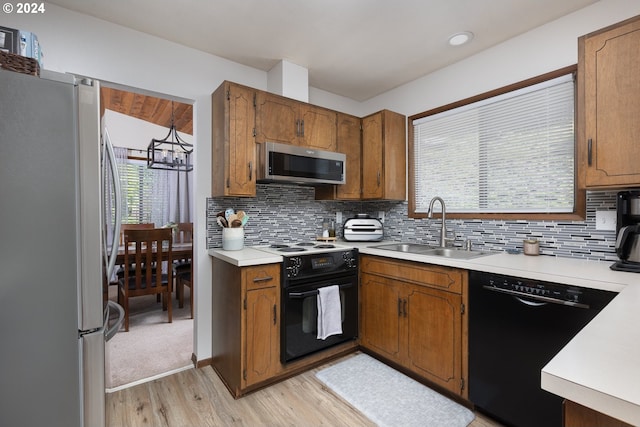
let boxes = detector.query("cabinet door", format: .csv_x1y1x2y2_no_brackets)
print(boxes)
360,273,403,360
227,84,257,196
405,285,462,395
361,112,384,199
582,17,640,187
255,93,298,145
336,113,361,199
299,104,337,151
381,110,406,201
244,286,279,387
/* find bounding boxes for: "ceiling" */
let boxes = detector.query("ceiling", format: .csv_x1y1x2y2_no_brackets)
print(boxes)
101,87,193,135
50,0,597,101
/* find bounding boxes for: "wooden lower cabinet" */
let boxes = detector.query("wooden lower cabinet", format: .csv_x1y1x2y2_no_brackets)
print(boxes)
211,260,282,396
564,400,633,427
244,279,279,386
360,255,467,397
211,258,358,398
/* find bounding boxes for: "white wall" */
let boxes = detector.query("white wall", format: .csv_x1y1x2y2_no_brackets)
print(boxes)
4,0,640,364
2,4,272,363
361,0,640,117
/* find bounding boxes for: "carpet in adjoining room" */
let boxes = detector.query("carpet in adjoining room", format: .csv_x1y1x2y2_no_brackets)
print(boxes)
105,290,193,389
316,353,475,427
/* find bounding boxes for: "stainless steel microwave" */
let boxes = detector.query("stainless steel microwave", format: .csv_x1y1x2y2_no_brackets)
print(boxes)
257,141,346,185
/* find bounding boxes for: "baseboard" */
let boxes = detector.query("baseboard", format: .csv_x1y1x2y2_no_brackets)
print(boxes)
192,352,212,368
106,364,193,393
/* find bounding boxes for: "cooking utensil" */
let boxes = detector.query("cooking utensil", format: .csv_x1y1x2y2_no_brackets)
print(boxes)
230,219,242,227
224,208,235,221
217,216,228,228
237,210,249,226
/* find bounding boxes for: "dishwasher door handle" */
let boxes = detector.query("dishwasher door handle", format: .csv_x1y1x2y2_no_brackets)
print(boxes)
513,296,547,307
482,285,590,309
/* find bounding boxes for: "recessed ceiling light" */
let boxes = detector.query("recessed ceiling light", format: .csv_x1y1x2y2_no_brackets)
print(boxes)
448,31,474,46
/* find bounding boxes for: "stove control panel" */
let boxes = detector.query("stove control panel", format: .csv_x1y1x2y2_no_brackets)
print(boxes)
283,249,358,280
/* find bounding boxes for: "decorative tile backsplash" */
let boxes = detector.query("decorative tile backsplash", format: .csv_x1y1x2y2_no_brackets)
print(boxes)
207,184,619,262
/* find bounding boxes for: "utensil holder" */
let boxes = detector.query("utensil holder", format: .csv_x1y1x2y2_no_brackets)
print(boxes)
222,227,244,251
523,239,539,256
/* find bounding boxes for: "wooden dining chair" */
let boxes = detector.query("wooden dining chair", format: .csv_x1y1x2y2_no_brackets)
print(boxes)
173,222,193,317
175,222,193,244
177,271,193,319
113,223,155,280
118,228,173,331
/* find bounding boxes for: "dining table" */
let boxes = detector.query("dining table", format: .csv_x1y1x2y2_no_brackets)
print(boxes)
114,241,193,265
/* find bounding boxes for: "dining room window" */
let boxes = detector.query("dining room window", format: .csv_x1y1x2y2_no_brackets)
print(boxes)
112,147,192,226
409,66,582,219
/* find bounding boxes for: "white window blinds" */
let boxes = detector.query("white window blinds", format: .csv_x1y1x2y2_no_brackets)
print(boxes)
413,74,575,214
118,158,171,226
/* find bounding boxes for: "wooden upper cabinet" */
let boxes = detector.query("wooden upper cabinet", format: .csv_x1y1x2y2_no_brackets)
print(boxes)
580,15,640,188
255,92,337,151
299,103,337,151
362,112,384,199
361,110,406,200
212,81,257,197
315,112,362,200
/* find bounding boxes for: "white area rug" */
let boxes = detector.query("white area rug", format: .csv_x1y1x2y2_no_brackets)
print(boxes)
316,353,475,427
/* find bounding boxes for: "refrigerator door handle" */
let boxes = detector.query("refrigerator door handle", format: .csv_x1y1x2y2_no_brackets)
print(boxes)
103,127,122,281
105,300,124,342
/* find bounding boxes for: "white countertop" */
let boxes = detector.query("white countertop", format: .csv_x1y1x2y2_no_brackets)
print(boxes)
209,241,640,424
208,247,283,266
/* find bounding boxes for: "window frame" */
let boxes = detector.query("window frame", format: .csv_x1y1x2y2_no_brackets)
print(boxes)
408,65,585,220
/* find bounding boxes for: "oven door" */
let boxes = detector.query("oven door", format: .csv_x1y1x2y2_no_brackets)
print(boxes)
281,275,358,363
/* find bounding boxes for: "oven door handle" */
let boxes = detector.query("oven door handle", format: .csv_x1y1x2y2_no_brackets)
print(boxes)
288,283,353,299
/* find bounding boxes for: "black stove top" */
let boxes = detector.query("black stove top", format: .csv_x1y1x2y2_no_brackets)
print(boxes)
257,241,347,256
264,242,337,253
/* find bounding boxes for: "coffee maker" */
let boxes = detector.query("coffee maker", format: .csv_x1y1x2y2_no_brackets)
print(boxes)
611,190,640,272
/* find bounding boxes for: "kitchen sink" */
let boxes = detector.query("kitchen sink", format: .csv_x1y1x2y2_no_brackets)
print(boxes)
370,243,436,253
420,247,492,259
371,243,493,259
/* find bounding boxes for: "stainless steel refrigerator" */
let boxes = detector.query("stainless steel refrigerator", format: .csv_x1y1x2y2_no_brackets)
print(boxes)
0,69,123,427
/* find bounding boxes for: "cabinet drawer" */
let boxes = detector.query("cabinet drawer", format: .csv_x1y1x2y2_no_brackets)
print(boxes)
245,264,280,290
361,255,463,294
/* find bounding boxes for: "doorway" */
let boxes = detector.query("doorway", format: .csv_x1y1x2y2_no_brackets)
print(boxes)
101,83,195,391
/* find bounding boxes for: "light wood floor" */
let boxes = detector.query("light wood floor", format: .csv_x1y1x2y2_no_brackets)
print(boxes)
107,355,502,427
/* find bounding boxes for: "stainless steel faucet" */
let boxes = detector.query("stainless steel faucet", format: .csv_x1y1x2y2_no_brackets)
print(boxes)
427,196,452,248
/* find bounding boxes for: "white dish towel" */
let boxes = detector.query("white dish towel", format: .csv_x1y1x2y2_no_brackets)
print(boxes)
317,285,342,340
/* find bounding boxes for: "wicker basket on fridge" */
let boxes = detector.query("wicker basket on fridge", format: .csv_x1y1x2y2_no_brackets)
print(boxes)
0,51,40,76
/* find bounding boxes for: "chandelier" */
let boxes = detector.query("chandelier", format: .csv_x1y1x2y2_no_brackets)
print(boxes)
147,101,193,172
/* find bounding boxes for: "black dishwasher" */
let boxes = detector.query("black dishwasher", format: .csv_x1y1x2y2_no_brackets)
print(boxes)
468,271,616,427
